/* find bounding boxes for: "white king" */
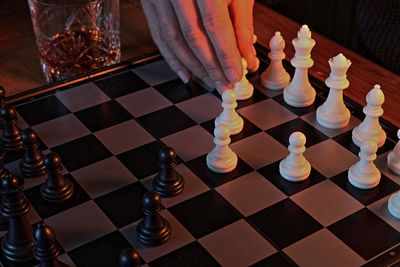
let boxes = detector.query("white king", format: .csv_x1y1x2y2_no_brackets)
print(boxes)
316,53,351,129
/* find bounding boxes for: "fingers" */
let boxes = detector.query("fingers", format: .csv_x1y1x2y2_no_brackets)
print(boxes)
141,0,191,83
171,0,233,89
229,0,259,72
196,0,242,83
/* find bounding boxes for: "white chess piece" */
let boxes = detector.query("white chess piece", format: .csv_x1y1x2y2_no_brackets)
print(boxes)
388,191,400,220
206,124,238,173
234,58,254,100
279,131,311,182
352,85,386,148
348,141,381,189
388,129,400,175
261,32,290,90
316,54,351,129
283,25,316,107
215,89,243,135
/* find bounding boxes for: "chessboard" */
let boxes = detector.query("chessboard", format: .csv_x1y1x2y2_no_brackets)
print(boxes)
1,43,400,267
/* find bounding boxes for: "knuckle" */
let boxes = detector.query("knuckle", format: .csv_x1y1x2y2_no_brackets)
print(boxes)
163,29,179,43
182,27,202,44
202,12,222,31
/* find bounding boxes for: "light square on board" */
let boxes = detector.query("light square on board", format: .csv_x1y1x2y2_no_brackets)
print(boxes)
45,201,116,252
117,87,172,118
231,132,287,170
216,171,286,216
176,93,222,124
291,180,363,226
95,120,154,155
33,114,90,148
56,82,110,112
304,139,358,178
249,75,284,98
132,59,178,86
368,194,400,232
72,157,137,199
199,220,276,266
120,210,195,263
283,229,365,267
161,125,214,162
238,99,297,130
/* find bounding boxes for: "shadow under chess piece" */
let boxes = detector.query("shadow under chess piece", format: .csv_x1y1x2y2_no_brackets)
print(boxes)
1,172,35,264
41,153,74,203
33,222,69,267
119,248,141,267
136,192,171,247
0,146,8,231
153,147,184,198
20,128,46,178
1,104,23,151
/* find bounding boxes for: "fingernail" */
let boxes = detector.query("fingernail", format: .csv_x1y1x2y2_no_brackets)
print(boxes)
253,34,258,44
215,81,226,92
177,70,190,84
226,68,240,83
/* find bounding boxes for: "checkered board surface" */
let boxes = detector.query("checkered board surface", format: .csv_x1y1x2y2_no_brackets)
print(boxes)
1,46,400,267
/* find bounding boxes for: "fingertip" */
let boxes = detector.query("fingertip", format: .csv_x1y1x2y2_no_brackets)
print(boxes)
246,56,260,73
177,70,191,84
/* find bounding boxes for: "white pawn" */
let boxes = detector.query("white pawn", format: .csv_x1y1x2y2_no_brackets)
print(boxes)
316,53,351,129
352,85,386,148
215,89,243,135
348,141,381,189
279,132,311,182
388,129,400,175
234,58,254,100
206,124,238,173
283,25,316,107
388,191,400,220
261,32,290,90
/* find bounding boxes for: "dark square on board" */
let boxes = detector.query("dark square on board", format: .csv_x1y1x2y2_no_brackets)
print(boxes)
137,106,196,138
149,241,220,267
51,135,112,172
95,71,150,98
68,231,133,266
330,171,400,206
266,118,329,148
186,154,253,188
24,174,90,219
328,208,400,260
272,92,325,117
74,100,132,132
94,182,148,228
16,95,70,126
154,78,207,104
251,252,297,267
168,190,240,239
237,88,269,109
258,160,326,196
116,141,164,179
249,198,323,249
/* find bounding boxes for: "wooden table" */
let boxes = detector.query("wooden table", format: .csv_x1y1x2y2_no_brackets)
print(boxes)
0,1,399,126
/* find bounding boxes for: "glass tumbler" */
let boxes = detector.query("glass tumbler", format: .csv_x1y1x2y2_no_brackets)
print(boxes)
28,0,120,83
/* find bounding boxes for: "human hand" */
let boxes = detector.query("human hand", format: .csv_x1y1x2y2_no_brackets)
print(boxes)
141,0,259,91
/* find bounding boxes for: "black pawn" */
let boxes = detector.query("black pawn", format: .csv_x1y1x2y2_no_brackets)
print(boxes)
33,222,69,267
136,192,171,247
1,172,35,264
41,153,74,203
153,147,184,197
20,128,46,178
0,147,8,231
1,104,23,151
119,248,141,267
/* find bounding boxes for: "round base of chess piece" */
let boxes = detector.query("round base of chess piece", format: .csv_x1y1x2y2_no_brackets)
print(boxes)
119,248,141,267
283,83,316,108
1,238,35,264
352,126,386,148
153,173,184,198
234,82,254,100
316,106,350,129
206,151,237,174
40,178,74,203
387,151,400,175
279,159,311,182
388,192,400,220
20,161,46,178
136,216,171,247
215,116,243,136
348,164,381,189
261,70,290,90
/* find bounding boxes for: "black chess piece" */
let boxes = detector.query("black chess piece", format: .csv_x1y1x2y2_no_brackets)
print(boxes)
20,128,46,178
153,147,184,197
0,85,6,129
0,147,8,231
119,248,141,267
33,222,69,267
1,172,35,264
41,153,74,203
136,192,171,247
1,104,23,151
